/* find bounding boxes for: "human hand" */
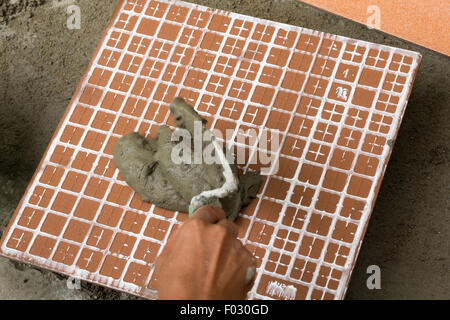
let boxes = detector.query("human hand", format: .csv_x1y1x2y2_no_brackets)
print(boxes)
154,206,256,300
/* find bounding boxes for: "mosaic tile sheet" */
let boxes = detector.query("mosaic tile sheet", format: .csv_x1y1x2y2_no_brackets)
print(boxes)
0,0,421,300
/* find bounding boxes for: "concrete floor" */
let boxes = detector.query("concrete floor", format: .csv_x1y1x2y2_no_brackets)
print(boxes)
0,0,448,299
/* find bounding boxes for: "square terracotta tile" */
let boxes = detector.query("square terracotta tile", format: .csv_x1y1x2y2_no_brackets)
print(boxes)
28,186,54,208
296,33,320,53
120,210,147,234
274,29,297,48
255,199,282,223
124,262,151,287
143,217,170,241
99,255,127,279
73,198,100,221
291,258,317,282
61,171,87,193
291,184,315,207
340,197,365,220
6,229,33,252
282,206,307,230
299,235,325,259
106,32,129,51
51,192,77,215
110,233,137,256
84,177,110,200
134,239,160,264
76,248,103,272
60,125,84,146
96,204,124,228
252,23,275,42
273,228,300,252
324,242,351,267
29,235,56,259
315,191,340,213
70,105,94,126
86,226,113,250
50,145,74,166
101,92,125,112
39,165,65,187
248,221,274,245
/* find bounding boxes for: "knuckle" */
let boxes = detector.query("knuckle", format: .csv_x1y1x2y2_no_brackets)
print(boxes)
241,246,256,265
211,223,227,234
209,224,228,238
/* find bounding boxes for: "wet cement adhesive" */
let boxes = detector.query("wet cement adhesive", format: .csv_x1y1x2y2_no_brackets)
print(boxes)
114,97,262,221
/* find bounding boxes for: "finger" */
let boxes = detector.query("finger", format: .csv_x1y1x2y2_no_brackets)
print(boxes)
242,256,257,292
217,219,238,238
234,240,257,288
164,226,179,253
154,251,166,280
191,205,226,224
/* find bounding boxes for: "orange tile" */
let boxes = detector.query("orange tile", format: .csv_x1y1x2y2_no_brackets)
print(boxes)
52,242,80,265
40,213,67,236
291,184,315,207
248,221,274,245
73,198,100,221
136,17,159,36
100,255,127,279
301,0,449,55
96,204,124,228
124,262,151,287
76,248,102,272
63,219,90,243
298,236,325,259
39,165,64,187
282,206,307,230
322,169,348,192
29,186,54,208
29,235,56,259
157,22,181,41
51,192,77,215
6,229,33,252
347,175,373,198
143,217,170,241
134,239,160,263
256,199,283,223
61,171,87,193
110,233,137,256
120,210,147,234
84,177,110,199
17,207,44,229
315,191,341,213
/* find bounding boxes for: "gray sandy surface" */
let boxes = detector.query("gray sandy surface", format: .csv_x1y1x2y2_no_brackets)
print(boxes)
0,0,448,299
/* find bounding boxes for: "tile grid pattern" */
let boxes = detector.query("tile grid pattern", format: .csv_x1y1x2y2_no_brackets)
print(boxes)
0,0,420,300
